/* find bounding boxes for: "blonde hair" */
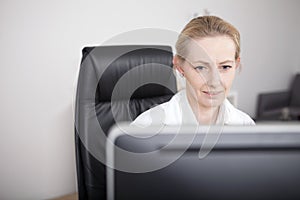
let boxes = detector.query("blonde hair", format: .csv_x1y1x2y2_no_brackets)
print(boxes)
176,16,240,60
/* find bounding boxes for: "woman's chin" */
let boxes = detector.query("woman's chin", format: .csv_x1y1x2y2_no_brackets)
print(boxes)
198,97,224,108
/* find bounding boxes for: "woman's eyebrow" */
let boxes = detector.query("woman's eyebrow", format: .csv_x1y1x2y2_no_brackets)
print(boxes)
219,60,234,65
193,60,210,65
192,60,234,65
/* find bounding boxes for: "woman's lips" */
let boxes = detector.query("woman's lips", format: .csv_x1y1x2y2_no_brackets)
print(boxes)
202,91,223,97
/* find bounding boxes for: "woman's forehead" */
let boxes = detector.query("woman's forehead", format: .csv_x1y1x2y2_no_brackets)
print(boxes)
185,36,236,63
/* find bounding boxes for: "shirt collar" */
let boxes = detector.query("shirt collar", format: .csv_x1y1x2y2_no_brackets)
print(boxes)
179,89,228,125
178,90,199,125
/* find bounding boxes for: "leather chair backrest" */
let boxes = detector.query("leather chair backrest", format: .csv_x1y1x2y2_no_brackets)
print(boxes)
75,45,177,199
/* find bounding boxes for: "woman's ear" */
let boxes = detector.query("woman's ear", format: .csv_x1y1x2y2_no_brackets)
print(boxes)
236,57,241,69
173,55,184,75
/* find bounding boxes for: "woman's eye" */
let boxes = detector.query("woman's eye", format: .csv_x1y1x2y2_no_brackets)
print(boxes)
221,65,232,70
194,66,206,71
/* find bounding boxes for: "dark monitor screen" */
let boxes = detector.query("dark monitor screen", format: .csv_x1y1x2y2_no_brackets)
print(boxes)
106,124,300,200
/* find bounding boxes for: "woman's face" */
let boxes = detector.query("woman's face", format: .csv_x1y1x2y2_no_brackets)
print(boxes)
175,36,239,109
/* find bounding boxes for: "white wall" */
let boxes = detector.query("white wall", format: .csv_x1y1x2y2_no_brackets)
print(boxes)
1,0,299,199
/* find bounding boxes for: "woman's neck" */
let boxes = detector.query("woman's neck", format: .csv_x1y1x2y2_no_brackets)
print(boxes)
186,91,220,125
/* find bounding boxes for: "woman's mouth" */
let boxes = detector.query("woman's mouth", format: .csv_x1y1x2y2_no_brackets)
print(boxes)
202,91,223,97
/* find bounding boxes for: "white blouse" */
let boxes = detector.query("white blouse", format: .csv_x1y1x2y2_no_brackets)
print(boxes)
131,89,255,126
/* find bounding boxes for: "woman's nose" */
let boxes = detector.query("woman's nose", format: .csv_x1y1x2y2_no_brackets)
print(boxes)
206,68,221,87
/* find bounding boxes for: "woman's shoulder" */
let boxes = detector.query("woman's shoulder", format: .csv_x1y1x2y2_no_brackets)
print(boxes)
131,91,183,126
224,99,255,125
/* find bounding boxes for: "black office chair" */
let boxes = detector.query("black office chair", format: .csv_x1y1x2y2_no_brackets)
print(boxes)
74,45,177,199
256,74,300,121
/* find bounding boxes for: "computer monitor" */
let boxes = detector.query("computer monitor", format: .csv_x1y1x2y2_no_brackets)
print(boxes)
106,124,300,200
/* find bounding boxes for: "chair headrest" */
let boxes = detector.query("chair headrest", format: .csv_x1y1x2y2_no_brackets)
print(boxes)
80,45,177,102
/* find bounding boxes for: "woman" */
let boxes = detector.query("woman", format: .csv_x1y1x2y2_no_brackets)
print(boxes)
132,15,255,126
